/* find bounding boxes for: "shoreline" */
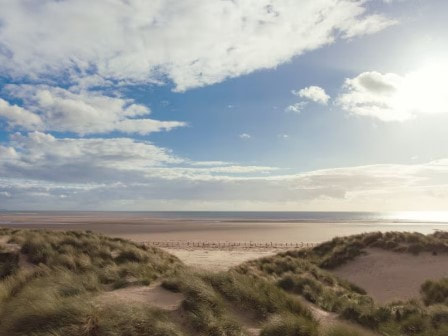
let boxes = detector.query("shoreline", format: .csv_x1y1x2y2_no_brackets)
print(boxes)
146,240,317,250
2,212,447,270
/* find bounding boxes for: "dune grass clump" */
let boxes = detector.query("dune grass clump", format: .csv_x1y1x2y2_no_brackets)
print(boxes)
0,250,19,279
260,314,318,336
280,231,448,270
163,271,245,336
238,231,448,335
0,228,185,336
162,270,316,336
79,304,184,336
421,278,448,306
205,271,312,320
324,325,365,336
4,228,182,287
238,249,375,326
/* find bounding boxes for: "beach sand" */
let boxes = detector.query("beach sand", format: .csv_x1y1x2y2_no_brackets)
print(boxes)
332,248,448,304
163,248,282,270
1,212,446,243
2,211,447,270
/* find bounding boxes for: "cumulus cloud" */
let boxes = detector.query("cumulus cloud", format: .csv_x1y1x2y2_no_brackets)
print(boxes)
0,132,278,183
337,64,448,121
0,98,43,129
292,86,330,105
1,85,185,135
239,133,251,139
0,0,396,91
0,0,417,211
2,132,182,182
285,102,307,113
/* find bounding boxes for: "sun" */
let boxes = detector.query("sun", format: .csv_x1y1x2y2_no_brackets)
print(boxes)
393,60,448,118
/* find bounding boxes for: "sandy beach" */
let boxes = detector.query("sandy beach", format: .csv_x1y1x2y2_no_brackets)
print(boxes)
2,211,447,269
1,212,446,243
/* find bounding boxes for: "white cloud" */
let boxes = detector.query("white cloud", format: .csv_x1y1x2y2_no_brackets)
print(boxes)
285,102,307,113
1,131,448,211
337,63,448,121
239,133,251,139
0,98,43,129
189,161,233,167
337,14,397,39
292,86,330,105
2,85,185,134
2,143,448,211
0,0,396,91
0,132,278,184
5,132,181,175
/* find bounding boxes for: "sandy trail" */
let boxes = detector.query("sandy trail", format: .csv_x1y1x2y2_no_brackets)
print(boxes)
97,283,184,310
332,248,448,304
164,248,281,271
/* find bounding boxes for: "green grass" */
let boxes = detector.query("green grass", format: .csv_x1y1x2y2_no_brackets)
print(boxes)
0,228,319,336
260,314,318,336
161,270,316,335
1,228,448,336
0,228,184,336
204,271,312,319
237,231,448,336
421,278,448,305
324,325,366,336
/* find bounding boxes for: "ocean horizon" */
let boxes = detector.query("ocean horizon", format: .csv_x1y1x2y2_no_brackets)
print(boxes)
2,210,448,225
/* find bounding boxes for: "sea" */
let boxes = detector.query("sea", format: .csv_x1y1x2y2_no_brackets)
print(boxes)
2,210,448,224
1,211,448,243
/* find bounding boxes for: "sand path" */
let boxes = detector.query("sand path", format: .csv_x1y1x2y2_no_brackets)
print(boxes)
164,248,280,271
332,248,448,304
97,283,184,311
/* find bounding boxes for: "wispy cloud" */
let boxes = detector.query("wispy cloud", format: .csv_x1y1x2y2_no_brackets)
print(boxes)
0,0,396,91
2,140,448,211
285,102,307,114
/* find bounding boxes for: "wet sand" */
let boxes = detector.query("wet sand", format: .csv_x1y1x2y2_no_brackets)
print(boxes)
2,212,447,270
0,212,445,244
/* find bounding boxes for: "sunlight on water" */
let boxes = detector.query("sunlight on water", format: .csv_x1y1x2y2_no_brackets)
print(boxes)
390,211,448,223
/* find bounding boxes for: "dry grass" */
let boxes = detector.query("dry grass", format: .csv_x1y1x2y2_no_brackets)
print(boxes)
1,228,447,336
237,231,448,336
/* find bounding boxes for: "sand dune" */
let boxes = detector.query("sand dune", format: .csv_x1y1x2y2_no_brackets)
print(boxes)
332,248,448,303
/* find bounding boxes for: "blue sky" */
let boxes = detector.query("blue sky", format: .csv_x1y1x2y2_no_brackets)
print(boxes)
1,0,448,211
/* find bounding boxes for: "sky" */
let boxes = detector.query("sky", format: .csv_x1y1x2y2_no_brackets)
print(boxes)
1,0,448,211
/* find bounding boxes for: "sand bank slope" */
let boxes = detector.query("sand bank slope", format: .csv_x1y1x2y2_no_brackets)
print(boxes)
97,284,184,311
332,248,448,303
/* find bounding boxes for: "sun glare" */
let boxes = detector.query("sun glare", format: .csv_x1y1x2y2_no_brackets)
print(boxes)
393,61,448,118
393,211,448,223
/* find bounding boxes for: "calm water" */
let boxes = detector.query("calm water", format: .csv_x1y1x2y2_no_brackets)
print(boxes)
2,211,448,224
